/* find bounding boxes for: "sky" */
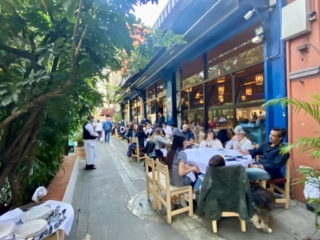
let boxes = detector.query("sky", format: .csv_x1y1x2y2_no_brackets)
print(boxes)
133,0,170,27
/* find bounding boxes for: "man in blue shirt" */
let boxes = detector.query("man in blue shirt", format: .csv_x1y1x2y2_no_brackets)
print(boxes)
103,117,113,143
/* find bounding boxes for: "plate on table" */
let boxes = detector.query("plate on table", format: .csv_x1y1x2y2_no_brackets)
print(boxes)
21,206,51,223
15,219,47,238
0,221,15,238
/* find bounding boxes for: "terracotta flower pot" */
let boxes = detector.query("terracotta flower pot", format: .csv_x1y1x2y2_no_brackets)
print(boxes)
76,146,86,159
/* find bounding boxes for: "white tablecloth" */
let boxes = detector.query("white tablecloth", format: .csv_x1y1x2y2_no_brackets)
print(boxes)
185,148,254,181
0,200,74,239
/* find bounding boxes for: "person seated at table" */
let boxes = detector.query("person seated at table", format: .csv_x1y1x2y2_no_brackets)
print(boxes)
192,126,205,145
144,122,153,135
194,155,226,191
165,134,200,187
238,127,290,180
162,121,172,138
199,130,223,149
135,124,148,148
169,122,180,139
181,124,195,142
124,123,135,144
150,128,169,157
225,126,253,151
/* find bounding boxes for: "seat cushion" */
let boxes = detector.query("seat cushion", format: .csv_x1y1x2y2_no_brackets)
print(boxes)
267,178,287,184
158,179,190,192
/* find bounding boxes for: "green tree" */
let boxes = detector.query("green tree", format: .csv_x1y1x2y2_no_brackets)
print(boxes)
264,95,320,228
0,0,158,208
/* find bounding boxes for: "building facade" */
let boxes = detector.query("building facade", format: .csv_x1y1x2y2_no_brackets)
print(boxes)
119,0,320,201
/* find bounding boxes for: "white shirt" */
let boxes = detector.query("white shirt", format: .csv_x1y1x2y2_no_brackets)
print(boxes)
85,123,98,137
225,137,253,151
95,122,103,131
199,139,223,149
219,117,226,122
163,126,172,136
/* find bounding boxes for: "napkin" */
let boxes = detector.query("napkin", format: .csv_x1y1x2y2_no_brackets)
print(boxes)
32,186,48,202
0,208,23,223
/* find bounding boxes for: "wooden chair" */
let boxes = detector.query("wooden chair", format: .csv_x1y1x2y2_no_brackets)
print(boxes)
260,159,291,209
212,212,246,233
155,159,193,224
131,137,145,163
145,155,164,209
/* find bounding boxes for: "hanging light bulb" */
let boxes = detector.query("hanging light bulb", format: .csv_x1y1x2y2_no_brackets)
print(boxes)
218,95,224,102
218,85,225,94
241,95,246,101
246,87,252,95
195,92,200,99
200,98,204,104
217,76,225,83
255,74,264,85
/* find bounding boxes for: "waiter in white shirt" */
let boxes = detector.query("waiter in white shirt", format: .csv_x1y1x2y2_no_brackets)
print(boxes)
83,116,98,170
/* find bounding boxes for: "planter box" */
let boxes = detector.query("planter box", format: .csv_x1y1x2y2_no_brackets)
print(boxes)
75,146,86,159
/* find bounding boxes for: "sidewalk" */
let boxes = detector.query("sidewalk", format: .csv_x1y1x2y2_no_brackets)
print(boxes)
67,137,320,240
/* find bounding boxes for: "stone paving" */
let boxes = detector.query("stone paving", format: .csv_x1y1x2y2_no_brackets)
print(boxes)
67,137,320,240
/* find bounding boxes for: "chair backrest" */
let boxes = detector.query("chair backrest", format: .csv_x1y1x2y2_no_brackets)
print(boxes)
145,155,155,174
132,137,138,144
156,159,170,189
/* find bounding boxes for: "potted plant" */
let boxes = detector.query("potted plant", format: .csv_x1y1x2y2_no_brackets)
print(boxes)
72,131,86,159
265,95,320,229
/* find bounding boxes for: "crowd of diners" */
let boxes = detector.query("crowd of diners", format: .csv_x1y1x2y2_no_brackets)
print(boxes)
112,111,289,192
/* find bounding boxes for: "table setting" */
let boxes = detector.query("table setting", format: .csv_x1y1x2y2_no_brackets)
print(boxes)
185,148,254,181
0,200,74,240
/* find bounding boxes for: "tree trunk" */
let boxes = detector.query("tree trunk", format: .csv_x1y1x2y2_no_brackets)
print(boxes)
0,104,45,208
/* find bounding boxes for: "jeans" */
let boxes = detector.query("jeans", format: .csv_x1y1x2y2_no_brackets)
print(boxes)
97,131,102,141
245,168,271,181
104,131,111,142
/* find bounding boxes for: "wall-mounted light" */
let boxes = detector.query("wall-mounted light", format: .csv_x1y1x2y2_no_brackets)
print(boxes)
255,74,264,85
195,92,200,99
218,85,225,94
200,98,204,104
217,76,225,83
246,87,252,95
218,95,224,103
241,95,246,101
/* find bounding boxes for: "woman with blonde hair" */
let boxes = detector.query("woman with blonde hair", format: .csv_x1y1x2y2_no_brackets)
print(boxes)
150,128,169,157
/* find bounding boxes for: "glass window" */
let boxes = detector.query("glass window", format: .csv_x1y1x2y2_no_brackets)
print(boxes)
178,90,189,111
156,80,166,98
181,56,204,89
207,108,234,127
181,110,204,126
235,64,264,104
208,44,263,80
205,74,233,107
146,100,157,124
189,84,204,109
236,106,266,145
146,84,156,101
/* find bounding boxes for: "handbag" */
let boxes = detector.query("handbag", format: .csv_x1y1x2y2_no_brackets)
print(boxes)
127,144,132,157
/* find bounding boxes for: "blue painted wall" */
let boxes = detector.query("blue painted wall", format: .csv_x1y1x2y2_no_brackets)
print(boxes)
264,0,288,141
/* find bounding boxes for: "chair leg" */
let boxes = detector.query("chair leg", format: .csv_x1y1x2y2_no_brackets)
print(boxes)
157,189,162,211
146,179,150,200
240,219,246,232
212,221,218,233
188,189,193,217
167,193,172,224
152,181,157,210
284,182,290,210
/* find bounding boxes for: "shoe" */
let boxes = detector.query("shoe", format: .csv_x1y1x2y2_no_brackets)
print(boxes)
85,164,96,170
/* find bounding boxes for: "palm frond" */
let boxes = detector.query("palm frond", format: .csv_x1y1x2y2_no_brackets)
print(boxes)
264,97,320,123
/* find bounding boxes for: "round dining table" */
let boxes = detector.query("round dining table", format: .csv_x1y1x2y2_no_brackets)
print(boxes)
185,148,254,181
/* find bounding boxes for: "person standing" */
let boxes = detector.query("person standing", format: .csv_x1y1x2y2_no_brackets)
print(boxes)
83,116,98,170
103,116,113,143
156,112,165,127
95,120,103,142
